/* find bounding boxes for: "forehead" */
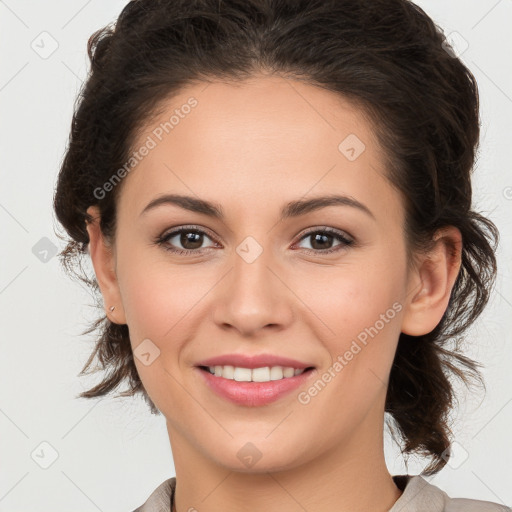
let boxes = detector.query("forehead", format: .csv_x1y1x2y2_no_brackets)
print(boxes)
137,74,378,159
119,75,401,224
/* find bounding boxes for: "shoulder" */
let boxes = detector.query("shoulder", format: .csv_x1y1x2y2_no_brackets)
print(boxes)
390,475,510,512
445,497,511,512
131,477,176,512
129,475,510,512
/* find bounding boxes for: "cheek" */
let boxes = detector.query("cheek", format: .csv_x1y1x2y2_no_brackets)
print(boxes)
120,268,202,342
306,254,406,340
115,250,210,408
115,238,204,345
308,249,406,399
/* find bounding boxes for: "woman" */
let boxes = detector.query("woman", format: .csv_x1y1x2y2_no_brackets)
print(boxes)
53,0,507,510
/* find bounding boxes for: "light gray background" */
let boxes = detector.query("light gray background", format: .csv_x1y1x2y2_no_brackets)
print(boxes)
1,1,511,510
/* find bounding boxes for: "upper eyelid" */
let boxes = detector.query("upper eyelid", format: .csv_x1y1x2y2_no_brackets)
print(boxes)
162,224,218,242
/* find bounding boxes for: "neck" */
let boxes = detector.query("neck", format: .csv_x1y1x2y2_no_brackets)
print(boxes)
167,401,403,512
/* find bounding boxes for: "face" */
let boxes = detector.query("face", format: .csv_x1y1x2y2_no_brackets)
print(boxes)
88,75,436,473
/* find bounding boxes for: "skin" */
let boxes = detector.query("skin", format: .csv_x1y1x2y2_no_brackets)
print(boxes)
86,74,462,512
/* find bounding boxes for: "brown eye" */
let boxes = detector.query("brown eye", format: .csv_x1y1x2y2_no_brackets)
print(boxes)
155,226,218,255
175,230,204,250
295,228,354,255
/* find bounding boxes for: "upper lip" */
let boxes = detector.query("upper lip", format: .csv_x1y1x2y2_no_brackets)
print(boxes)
196,353,315,370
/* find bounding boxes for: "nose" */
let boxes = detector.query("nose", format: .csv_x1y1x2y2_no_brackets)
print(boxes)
211,244,295,337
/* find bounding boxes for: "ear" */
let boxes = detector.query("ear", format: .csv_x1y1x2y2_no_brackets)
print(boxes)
401,226,462,336
85,205,127,325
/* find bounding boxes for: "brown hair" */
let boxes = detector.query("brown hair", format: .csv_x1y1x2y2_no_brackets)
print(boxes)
53,0,498,475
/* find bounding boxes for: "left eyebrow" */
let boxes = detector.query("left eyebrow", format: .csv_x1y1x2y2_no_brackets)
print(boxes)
139,193,375,221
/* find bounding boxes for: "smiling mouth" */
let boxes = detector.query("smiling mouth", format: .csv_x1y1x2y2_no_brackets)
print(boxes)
198,365,315,382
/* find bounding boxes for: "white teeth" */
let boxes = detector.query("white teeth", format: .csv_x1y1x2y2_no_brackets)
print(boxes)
233,367,251,381
207,365,307,382
252,367,270,382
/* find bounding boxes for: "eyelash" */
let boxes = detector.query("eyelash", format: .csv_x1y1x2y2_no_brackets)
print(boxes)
154,225,355,256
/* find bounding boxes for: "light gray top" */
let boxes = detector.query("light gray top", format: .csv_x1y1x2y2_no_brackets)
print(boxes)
132,474,510,512
388,475,509,512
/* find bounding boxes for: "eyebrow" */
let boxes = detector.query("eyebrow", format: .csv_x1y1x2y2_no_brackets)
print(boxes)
139,193,375,221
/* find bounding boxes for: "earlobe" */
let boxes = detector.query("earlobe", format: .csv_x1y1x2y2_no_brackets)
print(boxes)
401,226,462,336
85,205,127,324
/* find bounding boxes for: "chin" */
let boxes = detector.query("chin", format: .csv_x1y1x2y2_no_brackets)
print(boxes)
204,437,310,474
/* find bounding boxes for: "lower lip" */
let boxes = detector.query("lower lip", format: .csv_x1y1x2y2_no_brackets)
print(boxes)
196,367,316,407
